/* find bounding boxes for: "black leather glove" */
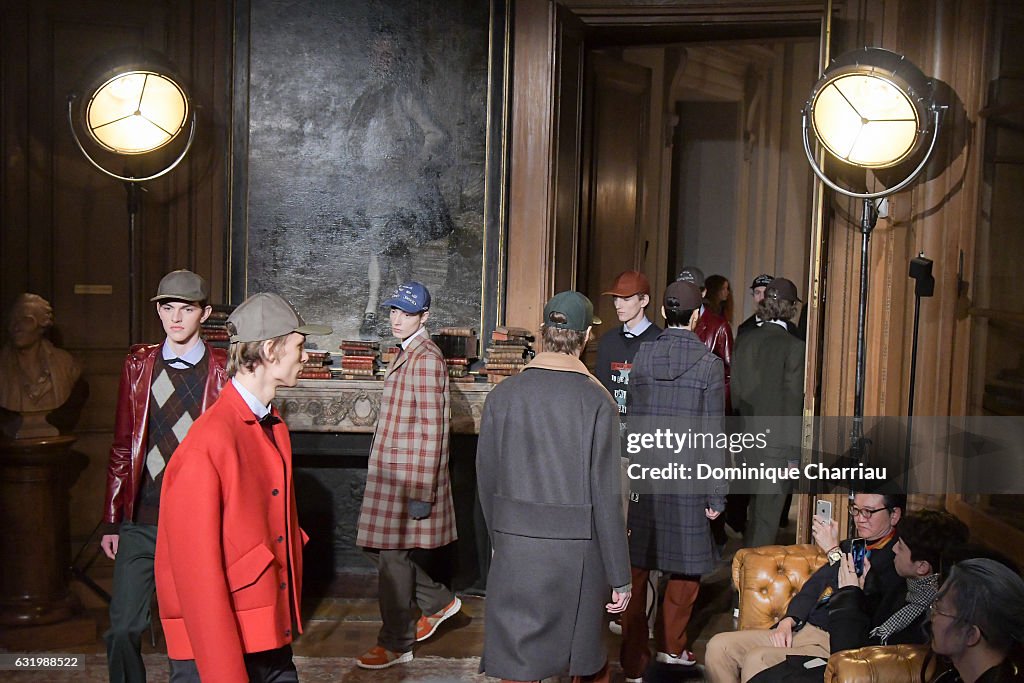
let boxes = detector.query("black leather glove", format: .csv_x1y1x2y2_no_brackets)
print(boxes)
408,500,432,520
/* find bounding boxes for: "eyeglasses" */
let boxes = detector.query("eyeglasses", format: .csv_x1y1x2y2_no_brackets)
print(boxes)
929,603,962,621
849,505,890,519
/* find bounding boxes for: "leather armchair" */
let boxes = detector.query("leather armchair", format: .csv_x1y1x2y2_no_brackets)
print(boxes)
732,544,932,683
824,644,934,683
732,544,826,630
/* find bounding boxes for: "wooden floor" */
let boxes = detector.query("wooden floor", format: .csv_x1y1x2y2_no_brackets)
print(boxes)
4,523,796,682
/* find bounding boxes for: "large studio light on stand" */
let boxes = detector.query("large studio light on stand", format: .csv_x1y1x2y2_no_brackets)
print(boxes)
802,47,942,463
68,53,196,343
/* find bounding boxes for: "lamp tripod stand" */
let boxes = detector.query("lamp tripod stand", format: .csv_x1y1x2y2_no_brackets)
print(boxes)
801,46,943,468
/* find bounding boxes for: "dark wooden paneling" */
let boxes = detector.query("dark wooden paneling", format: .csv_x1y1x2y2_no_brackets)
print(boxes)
1,0,232,539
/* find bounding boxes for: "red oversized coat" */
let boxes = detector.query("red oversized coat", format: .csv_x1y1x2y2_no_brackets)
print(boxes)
356,330,456,549
155,381,306,683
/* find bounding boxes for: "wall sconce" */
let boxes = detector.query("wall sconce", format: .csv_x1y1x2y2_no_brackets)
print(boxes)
802,47,942,461
67,52,196,343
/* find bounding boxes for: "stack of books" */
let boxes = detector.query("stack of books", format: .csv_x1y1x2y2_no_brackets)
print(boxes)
336,340,379,379
200,304,234,348
484,326,534,383
298,350,332,380
380,345,400,368
432,327,479,381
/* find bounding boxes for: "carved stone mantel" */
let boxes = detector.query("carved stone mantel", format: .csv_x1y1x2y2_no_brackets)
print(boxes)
275,379,493,434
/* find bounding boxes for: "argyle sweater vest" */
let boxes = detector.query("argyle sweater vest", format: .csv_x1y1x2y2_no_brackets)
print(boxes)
135,354,208,525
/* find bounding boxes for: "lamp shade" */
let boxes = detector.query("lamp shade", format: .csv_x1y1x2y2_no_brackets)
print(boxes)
807,48,933,169
84,70,189,155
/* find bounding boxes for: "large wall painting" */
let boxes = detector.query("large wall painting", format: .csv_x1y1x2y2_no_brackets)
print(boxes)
234,0,495,348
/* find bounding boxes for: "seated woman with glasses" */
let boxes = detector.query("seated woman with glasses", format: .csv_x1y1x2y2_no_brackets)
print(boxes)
928,558,1024,683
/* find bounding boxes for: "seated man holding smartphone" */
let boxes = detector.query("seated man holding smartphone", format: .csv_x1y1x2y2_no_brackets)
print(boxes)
748,509,970,683
704,491,905,683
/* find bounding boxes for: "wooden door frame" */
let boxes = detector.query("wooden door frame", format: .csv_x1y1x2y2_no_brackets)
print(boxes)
506,0,830,331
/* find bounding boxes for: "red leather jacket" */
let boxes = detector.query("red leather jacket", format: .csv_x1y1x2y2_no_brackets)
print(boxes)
102,342,229,526
694,308,734,414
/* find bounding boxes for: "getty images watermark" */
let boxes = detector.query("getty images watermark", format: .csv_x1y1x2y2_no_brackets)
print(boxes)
624,427,886,486
618,416,1024,496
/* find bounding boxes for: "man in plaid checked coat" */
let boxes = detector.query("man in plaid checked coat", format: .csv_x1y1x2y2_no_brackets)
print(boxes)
356,281,460,670
620,280,728,677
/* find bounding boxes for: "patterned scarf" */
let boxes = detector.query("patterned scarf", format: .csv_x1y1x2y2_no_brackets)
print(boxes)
869,573,939,644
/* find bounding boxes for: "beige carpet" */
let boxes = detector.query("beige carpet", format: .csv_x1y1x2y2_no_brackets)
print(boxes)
0,654,493,682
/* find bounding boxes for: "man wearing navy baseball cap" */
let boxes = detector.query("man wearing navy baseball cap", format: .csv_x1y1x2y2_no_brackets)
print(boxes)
355,281,461,669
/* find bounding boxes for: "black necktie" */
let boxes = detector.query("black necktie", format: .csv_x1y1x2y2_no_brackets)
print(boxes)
259,414,282,427
166,356,195,368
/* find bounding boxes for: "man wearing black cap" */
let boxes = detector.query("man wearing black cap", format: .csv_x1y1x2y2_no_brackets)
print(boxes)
356,280,461,670
155,292,331,682
595,270,662,426
100,269,229,683
737,274,800,339
477,291,631,683
731,277,805,549
677,266,734,414
621,280,728,677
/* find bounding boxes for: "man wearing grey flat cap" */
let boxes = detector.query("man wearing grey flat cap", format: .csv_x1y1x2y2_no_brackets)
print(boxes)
155,292,331,683
731,277,805,549
101,269,228,683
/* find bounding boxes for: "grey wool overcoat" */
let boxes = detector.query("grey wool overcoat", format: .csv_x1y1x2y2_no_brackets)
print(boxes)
626,327,728,575
476,352,631,681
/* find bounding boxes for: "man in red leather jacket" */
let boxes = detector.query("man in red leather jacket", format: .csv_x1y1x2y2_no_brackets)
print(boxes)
677,266,734,414
99,270,228,683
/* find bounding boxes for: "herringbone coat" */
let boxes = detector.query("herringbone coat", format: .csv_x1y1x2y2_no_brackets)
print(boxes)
356,330,456,549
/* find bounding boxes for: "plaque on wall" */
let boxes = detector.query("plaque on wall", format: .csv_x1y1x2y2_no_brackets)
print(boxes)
232,0,508,347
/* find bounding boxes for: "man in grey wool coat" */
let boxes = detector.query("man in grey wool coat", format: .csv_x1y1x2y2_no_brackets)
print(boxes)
476,290,632,683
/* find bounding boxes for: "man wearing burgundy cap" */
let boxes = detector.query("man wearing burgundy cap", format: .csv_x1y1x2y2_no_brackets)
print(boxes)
595,270,662,429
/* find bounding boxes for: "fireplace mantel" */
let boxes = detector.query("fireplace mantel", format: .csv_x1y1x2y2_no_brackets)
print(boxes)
275,379,493,434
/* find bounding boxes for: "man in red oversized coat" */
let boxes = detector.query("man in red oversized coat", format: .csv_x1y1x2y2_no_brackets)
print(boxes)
155,292,330,682
356,281,461,669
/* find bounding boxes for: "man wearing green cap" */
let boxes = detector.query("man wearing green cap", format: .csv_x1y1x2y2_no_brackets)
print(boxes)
100,269,228,683
155,292,331,682
477,291,631,683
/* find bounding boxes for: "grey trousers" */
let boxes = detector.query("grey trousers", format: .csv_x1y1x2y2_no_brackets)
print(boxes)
367,548,454,652
105,521,157,683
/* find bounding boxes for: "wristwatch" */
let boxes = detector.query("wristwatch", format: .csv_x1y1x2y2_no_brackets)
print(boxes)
827,546,843,566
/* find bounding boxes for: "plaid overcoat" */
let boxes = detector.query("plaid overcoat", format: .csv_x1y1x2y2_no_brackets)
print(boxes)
626,327,728,575
356,330,456,549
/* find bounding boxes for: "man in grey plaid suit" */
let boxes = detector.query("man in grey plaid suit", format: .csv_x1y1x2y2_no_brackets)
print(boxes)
356,281,460,669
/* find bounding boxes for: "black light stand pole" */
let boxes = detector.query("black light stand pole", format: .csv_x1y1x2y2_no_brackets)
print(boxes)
903,254,935,490
126,180,142,344
851,197,879,463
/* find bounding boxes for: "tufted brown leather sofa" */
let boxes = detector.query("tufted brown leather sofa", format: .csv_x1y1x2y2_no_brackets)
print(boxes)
732,544,932,683
824,643,933,683
732,544,827,629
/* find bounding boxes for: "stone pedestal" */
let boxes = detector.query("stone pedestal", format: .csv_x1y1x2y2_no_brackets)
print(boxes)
0,435,85,626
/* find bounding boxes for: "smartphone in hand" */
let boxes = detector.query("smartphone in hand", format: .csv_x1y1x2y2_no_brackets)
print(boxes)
850,538,868,576
815,498,832,523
